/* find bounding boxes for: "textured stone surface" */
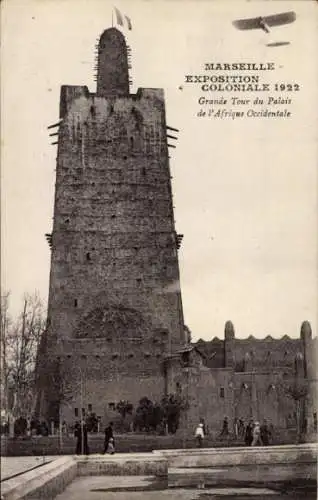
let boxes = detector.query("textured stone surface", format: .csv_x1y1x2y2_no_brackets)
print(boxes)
76,453,167,477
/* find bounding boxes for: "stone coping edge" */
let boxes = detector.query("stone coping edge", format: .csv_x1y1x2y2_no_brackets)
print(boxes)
153,443,318,455
1,456,76,500
153,443,318,467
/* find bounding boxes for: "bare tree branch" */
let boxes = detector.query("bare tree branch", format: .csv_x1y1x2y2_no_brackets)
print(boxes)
1,291,46,418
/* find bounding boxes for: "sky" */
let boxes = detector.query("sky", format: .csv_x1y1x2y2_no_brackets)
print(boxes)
1,0,318,340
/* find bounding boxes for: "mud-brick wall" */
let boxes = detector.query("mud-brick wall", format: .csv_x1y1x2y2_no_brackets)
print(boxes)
166,353,235,433
48,88,184,346
40,86,185,420
56,338,167,425
233,371,295,428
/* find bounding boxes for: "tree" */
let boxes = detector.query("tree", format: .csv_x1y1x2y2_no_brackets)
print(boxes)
116,400,133,419
132,394,185,434
0,292,46,419
283,381,308,442
133,397,154,432
115,400,134,432
161,393,186,433
1,292,12,414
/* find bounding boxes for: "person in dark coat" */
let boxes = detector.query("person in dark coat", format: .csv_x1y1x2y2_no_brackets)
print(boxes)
260,419,271,446
238,418,245,437
244,419,254,446
74,421,89,455
103,422,115,454
219,416,229,437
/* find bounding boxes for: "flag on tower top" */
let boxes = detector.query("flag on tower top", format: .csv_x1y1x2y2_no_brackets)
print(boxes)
114,7,124,26
125,15,132,30
114,7,132,30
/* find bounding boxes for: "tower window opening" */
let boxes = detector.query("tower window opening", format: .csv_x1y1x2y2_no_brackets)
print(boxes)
82,408,86,416
111,214,116,219
74,299,78,307
220,387,225,398
130,137,134,148
88,404,92,412
123,155,127,160
142,167,146,176
109,104,114,114
86,252,91,261
74,408,79,417
65,218,70,224
90,105,96,117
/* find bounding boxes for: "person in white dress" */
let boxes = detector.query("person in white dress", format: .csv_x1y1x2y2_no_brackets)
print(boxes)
195,422,205,447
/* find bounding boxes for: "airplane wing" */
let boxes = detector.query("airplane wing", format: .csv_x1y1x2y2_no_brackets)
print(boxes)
233,11,296,31
264,11,296,27
266,41,291,47
232,17,264,31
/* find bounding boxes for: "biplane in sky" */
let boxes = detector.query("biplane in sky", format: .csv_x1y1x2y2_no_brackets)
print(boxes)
232,11,296,35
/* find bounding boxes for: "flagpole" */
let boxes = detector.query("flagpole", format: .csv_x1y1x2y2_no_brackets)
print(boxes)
112,6,114,27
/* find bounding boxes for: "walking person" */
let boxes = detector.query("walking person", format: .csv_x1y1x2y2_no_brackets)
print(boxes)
103,422,115,454
195,422,205,448
251,421,263,446
233,418,239,439
107,437,115,454
244,419,254,446
75,420,89,455
200,418,207,436
219,416,229,438
238,418,245,438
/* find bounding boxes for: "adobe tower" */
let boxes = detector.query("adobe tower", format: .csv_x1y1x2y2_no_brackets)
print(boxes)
37,28,185,423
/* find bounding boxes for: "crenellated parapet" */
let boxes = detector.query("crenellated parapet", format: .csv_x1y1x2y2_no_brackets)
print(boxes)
194,321,317,374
